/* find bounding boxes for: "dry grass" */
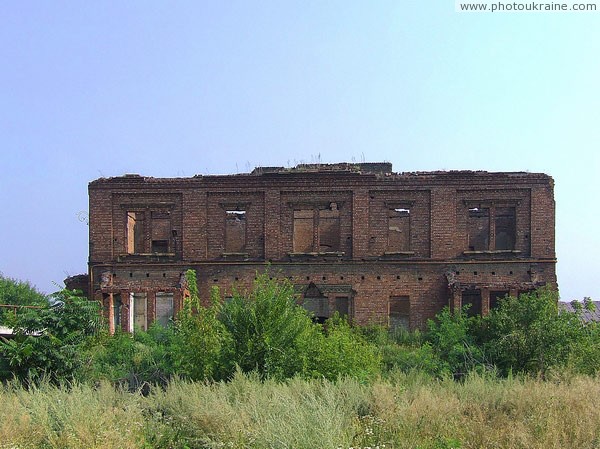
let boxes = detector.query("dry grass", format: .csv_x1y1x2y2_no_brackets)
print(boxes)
0,381,146,449
2,372,600,449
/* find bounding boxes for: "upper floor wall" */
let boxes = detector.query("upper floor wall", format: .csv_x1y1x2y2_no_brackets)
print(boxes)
88,165,555,264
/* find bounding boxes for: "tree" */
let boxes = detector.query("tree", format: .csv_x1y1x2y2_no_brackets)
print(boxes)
483,287,585,376
0,273,48,320
219,272,315,379
0,288,101,383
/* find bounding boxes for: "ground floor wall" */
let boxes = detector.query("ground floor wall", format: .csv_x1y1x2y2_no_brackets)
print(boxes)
90,260,556,332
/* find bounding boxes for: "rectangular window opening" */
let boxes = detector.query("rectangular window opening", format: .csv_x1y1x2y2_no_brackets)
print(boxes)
151,211,171,253
467,207,490,251
155,292,174,327
302,296,329,324
127,212,145,254
113,294,122,331
388,207,410,252
490,291,508,310
495,207,516,250
131,292,148,332
293,209,314,253
389,296,410,331
225,210,247,253
462,290,482,317
318,203,340,252
335,297,350,318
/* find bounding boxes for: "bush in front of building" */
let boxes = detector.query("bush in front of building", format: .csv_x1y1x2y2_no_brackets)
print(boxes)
0,288,101,384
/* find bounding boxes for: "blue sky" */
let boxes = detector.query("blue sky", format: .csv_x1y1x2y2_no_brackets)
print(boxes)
1,2,598,300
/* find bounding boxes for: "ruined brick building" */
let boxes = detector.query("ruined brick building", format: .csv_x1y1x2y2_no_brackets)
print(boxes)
86,163,556,333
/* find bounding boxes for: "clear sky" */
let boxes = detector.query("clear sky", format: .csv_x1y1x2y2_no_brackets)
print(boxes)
1,2,598,300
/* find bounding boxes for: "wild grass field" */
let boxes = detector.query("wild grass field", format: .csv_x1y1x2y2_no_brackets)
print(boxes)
2,371,600,449
3,274,600,448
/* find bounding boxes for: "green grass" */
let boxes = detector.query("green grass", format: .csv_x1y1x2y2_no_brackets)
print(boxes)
2,371,600,449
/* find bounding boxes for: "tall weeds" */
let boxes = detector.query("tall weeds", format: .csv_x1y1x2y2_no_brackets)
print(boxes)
3,372,600,449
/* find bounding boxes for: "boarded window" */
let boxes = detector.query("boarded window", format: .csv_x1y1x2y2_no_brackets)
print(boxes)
462,290,482,317
131,292,148,332
155,292,174,327
490,291,508,310
225,210,246,253
151,211,171,253
388,208,410,251
468,207,490,251
293,209,314,252
495,207,516,250
335,297,350,318
127,212,145,254
319,203,340,252
389,296,410,330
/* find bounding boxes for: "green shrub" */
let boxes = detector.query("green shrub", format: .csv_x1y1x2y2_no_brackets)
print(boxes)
219,272,315,380
483,287,585,376
0,288,100,384
426,306,486,377
79,324,175,389
301,315,382,381
171,270,231,381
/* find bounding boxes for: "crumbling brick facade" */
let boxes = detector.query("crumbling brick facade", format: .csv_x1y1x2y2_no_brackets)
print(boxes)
87,163,557,333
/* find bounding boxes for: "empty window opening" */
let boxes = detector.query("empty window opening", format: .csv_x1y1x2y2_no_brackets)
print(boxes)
467,207,490,251
151,211,172,253
335,297,350,318
155,292,174,327
293,209,314,252
293,203,341,253
151,240,169,253
318,203,340,252
127,212,145,254
495,207,516,250
130,292,148,332
113,294,122,331
490,291,508,310
225,210,246,253
461,290,482,317
303,283,329,323
388,208,410,251
389,296,410,331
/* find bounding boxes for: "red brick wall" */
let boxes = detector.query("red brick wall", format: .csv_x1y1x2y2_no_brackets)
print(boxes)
88,168,557,330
